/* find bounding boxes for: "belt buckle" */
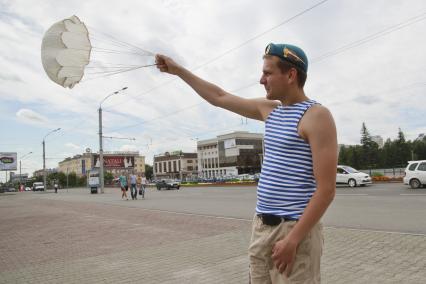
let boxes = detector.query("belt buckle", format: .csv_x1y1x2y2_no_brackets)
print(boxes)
260,214,282,226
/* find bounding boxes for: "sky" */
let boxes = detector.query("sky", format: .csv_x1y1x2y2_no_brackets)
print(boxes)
1,0,425,181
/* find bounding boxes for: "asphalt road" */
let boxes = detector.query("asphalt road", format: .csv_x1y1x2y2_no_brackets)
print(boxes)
93,182,426,235
32,182,426,235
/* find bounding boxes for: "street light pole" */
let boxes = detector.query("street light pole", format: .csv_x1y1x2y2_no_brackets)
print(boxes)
20,151,32,188
43,128,61,192
99,87,127,194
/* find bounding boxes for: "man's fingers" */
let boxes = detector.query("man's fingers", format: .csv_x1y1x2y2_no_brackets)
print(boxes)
285,261,294,277
278,263,287,273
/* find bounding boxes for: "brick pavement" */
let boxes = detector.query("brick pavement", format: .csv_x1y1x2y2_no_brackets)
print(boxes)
0,190,425,283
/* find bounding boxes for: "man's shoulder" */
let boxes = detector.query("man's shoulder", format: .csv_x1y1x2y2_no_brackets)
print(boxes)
299,104,334,138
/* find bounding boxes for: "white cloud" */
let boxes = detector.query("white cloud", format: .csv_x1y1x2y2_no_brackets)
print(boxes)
1,0,426,181
65,142,81,150
16,108,49,125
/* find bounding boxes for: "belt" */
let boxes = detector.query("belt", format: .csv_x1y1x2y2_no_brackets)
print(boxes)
257,214,298,226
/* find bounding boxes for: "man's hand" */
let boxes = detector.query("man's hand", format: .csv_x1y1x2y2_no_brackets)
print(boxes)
271,236,298,277
155,54,181,75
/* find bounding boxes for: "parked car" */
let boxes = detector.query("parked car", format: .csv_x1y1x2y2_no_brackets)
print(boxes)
156,179,180,190
32,182,45,191
25,187,32,191
403,160,426,189
336,165,372,187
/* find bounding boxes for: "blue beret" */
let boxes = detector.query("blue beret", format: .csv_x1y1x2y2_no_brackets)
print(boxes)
265,43,308,73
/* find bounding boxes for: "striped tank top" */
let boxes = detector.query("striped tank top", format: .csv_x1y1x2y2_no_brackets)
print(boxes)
256,99,318,220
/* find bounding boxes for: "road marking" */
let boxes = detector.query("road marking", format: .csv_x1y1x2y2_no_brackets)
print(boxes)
400,194,426,196
326,226,426,237
336,194,368,196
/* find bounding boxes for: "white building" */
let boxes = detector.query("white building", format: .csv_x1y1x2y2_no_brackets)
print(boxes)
371,135,384,148
197,131,264,179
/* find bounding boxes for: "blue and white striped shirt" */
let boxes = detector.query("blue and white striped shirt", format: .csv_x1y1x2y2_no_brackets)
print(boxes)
256,99,318,220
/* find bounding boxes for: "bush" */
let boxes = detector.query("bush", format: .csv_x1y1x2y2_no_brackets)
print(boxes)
372,172,384,177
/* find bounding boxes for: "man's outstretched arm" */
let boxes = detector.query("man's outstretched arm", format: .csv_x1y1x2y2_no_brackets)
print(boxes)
156,54,278,121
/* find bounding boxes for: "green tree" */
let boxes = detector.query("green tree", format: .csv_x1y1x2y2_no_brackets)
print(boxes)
68,172,77,187
359,123,379,168
104,171,114,185
145,164,153,180
395,128,411,166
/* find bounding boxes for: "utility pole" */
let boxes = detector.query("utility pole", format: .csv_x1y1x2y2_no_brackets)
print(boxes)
98,106,104,194
19,152,32,189
98,87,128,194
179,153,183,181
43,128,61,192
43,140,46,191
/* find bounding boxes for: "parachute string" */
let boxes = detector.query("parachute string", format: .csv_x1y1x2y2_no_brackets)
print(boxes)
92,46,153,55
87,26,154,56
66,63,158,82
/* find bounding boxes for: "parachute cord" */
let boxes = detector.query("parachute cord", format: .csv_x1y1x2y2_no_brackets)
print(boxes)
87,26,155,56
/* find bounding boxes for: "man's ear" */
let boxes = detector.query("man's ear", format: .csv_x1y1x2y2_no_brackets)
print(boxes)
288,68,298,84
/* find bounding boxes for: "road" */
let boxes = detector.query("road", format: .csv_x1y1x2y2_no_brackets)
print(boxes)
46,182,426,235
1,183,425,283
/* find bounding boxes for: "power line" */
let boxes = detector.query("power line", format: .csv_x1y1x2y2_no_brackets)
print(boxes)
105,10,426,134
103,0,330,110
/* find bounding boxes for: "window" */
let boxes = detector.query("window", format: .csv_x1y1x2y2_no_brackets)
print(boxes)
408,163,418,171
159,163,162,172
168,161,172,172
418,162,426,171
173,161,177,172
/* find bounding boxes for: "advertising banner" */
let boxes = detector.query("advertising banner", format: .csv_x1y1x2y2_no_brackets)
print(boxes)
224,139,236,149
92,155,134,169
0,152,17,171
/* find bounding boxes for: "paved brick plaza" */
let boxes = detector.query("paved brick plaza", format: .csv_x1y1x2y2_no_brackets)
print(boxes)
1,189,425,283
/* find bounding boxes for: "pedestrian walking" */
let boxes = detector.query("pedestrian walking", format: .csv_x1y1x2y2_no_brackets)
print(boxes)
119,172,128,200
156,43,337,283
54,181,58,194
137,173,146,199
129,171,137,200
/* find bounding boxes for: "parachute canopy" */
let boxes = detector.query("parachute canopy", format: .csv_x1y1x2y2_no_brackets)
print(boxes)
41,15,155,89
41,15,91,89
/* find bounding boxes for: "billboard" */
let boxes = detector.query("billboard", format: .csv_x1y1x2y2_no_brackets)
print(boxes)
92,155,135,169
224,139,236,149
0,152,17,171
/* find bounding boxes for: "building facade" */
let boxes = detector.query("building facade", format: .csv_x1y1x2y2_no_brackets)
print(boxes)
371,135,384,148
198,131,264,178
153,151,198,181
58,150,145,177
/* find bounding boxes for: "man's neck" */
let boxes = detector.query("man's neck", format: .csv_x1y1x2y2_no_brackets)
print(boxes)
279,89,308,106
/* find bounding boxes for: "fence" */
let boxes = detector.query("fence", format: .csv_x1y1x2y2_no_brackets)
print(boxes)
359,168,405,178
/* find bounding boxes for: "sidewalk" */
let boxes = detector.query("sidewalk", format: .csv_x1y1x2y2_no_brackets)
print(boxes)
0,190,425,283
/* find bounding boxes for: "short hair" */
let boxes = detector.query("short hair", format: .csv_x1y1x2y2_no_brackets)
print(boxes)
264,55,307,88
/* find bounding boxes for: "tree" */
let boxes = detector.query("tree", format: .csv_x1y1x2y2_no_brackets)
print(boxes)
145,164,153,180
395,128,411,166
359,123,379,168
104,171,114,185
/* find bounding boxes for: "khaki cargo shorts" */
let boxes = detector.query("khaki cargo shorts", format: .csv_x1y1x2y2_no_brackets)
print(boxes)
249,214,324,284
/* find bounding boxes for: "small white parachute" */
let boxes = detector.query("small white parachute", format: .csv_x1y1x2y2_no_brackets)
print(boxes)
41,15,155,89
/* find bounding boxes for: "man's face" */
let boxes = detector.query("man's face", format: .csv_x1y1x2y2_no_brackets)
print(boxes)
260,57,291,100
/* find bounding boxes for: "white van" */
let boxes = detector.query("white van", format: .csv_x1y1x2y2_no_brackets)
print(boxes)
403,160,426,188
32,182,44,191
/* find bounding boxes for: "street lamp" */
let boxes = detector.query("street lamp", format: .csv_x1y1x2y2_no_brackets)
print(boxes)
43,128,61,192
99,87,128,194
20,151,32,187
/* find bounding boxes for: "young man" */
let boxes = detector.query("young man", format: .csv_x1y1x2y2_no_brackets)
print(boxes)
156,43,337,283
129,171,138,200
